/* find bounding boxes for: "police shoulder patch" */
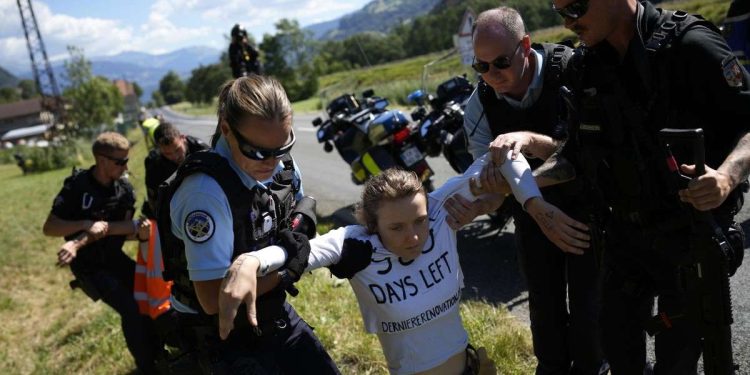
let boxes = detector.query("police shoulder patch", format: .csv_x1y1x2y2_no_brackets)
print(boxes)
721,54,744,88
184,210,215,243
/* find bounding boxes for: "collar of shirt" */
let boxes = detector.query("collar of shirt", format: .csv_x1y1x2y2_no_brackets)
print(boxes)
495,48,544,109
214,135,283,190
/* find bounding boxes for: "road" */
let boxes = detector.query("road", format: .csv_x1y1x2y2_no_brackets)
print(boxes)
155,106,750,371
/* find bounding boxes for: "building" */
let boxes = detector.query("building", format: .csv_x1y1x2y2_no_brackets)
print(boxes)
0,98,54,144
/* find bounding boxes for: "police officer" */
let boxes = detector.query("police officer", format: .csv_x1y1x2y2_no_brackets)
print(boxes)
724,0,750,70
142,121,208,219
158,75,338,374
229,24,262,79
42,132,160,373
457,7,606,375
546,0,750,372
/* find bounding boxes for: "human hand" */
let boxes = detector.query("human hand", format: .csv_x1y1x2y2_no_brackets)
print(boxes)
678,164,734,211
489,131,535,165
87,221,109,240
470,163,511,196
444,194,481,230
219,254,260,340
57,241,78,266
137,218,151,241
525,197,590,254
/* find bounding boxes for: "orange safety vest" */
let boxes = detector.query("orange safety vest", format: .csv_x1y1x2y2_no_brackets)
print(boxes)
134,219,173,319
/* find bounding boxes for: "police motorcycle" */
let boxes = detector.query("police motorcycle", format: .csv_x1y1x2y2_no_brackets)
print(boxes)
407,75,474,174
312,90,435,191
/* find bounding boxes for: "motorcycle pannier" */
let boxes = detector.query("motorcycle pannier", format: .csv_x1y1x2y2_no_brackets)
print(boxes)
350,146,397,184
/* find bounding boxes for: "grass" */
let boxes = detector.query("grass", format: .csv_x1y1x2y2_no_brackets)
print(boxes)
0,125,535,373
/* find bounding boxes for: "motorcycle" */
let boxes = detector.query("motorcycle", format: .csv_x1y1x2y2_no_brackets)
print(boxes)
407,75,475,174
312,90,435,191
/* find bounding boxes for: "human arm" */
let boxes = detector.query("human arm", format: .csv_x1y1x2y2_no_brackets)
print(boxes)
487,131,563,165
444,193,505,230
524,197,590,254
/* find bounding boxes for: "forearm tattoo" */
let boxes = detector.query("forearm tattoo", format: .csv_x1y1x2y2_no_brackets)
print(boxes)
533,210,555,231
223,254,248,287
720,133,750,186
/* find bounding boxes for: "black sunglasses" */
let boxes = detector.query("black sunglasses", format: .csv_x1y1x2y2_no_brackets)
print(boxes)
99,154,129,166
229,125,295,161
471,40,523,74
552,0,589,20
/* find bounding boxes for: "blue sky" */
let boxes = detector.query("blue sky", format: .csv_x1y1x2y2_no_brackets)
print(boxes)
0,0,370,75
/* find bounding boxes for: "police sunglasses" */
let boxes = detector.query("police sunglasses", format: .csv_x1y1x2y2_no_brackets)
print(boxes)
552,0,589,20
471,40,523,74
229,125,296,161
99,154,129,166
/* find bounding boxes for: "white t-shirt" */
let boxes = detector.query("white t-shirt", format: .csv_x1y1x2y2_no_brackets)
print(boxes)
255,153,539,374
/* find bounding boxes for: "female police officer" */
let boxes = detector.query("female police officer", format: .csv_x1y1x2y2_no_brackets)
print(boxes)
160,75,338,374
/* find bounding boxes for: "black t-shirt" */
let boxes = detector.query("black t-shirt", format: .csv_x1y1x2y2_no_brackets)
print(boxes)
562,2,750,212
50,167,136,266
143,135,209,218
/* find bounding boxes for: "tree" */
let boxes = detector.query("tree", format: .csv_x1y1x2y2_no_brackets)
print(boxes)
132,82,143,100
159,71,185,105
260,19,319,101
17,79,38,99
62,46,124,133
152,90,165,107
186,63,232,105
0,87,20,104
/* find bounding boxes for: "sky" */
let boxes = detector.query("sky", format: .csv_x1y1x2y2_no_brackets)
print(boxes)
0,0,370,75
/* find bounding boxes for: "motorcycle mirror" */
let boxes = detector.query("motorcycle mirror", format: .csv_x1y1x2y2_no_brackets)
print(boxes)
312,117,322,127
407,90,425,106
362,89,375,98
324,140,334,153
373,98,389,110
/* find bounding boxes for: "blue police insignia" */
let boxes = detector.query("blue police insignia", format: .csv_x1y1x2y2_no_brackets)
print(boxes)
184,210,215,243
722,54,744,88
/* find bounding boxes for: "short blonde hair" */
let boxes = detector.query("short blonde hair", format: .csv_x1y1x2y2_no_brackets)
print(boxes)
211,75,293,146
355,168,425,233
473,7,526,41
92,131,129,155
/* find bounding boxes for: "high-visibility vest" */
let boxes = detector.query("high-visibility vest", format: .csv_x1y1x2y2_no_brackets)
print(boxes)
134,219,172,319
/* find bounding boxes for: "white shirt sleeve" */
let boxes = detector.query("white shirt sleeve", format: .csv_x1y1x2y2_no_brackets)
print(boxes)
249,226,357,274
170,173,234,281
428,152,541,210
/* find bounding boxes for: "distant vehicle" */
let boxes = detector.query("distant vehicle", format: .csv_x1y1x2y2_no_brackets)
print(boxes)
313,89,435,191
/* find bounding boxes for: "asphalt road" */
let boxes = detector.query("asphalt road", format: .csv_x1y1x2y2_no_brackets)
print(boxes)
155,106,750,372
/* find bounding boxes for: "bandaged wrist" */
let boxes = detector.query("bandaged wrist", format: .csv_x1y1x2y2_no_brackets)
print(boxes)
498,154,542,208
249,245,288,277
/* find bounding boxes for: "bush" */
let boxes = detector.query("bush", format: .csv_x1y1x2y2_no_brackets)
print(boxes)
1,142,82,173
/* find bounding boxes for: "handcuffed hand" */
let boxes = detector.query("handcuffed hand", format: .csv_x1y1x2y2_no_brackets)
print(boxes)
525,197,590,254
219,253,260,340
678,164,734,211
57,240,78,266
470,163,511,196
136,218,151,241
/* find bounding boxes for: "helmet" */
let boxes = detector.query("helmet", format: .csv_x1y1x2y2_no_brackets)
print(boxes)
231,24,246,39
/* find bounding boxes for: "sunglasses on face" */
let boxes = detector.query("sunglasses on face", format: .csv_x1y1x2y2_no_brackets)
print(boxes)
552,0,589,20
471,40,523,74
99,154,129,166
229,125,295,161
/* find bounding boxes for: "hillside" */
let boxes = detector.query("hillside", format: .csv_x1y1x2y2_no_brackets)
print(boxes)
0,66,18,89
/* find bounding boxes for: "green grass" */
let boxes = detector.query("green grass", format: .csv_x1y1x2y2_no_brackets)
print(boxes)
170,100,217,117
292,96,324,114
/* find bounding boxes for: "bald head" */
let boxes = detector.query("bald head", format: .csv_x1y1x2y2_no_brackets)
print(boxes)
473,7,526,41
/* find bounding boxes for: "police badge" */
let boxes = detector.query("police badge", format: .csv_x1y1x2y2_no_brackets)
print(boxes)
721,54,744,88
184,210,215,243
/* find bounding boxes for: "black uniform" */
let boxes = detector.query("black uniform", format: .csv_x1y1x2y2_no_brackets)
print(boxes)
142,135,209,219
157,143,336,375
562,2,750,373
474,43,606,375
229,42,262,78
50,167,160,373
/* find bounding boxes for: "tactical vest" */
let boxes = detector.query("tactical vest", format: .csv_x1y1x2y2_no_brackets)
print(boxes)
156,150,300,317
478,43,579,214
568,9,731,215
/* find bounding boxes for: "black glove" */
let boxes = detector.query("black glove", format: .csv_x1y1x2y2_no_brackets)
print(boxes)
328,238,374,279
278,229,310,281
